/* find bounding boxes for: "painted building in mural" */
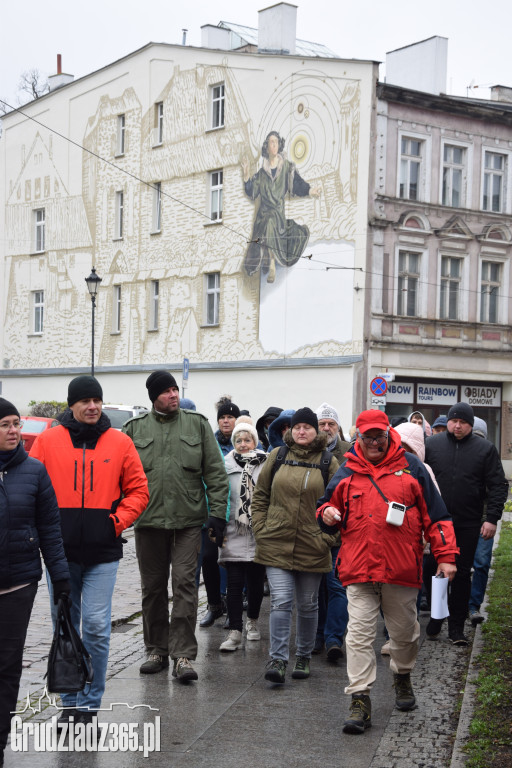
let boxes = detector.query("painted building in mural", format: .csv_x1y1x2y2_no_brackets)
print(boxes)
0,4,377,429
368,38,512,469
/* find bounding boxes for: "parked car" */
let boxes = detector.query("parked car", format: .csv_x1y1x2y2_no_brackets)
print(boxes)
102,404,149,430
20,416,60,451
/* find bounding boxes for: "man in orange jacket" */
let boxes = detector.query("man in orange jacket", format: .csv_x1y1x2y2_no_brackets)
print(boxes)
31,375,149,725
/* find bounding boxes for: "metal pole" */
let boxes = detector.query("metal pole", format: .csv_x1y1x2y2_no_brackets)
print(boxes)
91,295,96,376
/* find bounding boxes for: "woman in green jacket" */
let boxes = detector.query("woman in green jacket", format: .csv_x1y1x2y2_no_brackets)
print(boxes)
251,407,338,684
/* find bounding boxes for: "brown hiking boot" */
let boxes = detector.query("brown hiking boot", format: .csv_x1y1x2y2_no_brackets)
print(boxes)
343,694,372,734
393,672,416,710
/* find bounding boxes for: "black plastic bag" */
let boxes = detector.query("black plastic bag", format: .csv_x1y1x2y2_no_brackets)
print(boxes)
46,597,94,693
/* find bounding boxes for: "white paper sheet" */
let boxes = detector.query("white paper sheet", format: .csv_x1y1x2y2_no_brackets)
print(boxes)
431,575,450,619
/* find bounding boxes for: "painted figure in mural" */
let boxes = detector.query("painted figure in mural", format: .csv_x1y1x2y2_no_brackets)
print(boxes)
242,131,321,283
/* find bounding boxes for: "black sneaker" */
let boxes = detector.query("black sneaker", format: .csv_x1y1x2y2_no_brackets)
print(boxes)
426,618,444,639
326,644,344,662
393,673,416,711
343,694,372,734
449,630,469,646
264,658,287,684
291,656,310,679
56,708,77,730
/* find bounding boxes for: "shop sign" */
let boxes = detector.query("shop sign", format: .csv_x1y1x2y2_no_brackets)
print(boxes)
417,384,457,405
461,386,501,408
386,382,414,404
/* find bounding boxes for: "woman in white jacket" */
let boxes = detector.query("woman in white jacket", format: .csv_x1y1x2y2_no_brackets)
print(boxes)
218,417,267,651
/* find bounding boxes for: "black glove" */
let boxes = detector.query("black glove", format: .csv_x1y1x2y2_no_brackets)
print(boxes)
52,579,71,605
206,516,226,548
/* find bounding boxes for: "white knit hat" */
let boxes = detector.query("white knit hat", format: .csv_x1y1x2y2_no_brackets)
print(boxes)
231,416,259,448
315,402,340,426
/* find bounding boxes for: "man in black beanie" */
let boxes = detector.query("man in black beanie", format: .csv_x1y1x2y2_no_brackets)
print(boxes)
123,371,229,681
425,402,508,645
31,375,149,724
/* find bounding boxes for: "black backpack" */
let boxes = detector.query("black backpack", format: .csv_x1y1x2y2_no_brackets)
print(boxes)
270,445,333,489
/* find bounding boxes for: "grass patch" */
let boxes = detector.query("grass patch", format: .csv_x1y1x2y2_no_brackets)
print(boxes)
463,520,512,768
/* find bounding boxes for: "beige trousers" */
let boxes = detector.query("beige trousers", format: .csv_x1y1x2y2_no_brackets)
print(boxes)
345,582,420,696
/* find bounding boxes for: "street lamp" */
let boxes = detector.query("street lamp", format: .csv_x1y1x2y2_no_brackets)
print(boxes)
85,267,102,376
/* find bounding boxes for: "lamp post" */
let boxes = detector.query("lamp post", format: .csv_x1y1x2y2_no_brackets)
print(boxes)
85,267,102,376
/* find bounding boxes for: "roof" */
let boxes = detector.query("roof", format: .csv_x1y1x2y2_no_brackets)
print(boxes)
218,20,338,57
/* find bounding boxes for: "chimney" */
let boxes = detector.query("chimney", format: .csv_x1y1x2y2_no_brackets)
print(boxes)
258,2,297,55
385,36,448,95
182,29,188,46
201,24,231,50
490,85,512,103
48,54,74,92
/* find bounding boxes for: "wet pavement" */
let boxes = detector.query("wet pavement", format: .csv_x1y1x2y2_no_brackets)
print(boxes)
5,520,506,768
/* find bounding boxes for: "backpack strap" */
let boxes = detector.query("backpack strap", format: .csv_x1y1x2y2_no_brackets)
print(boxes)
271,446,332,489
270,445,289,485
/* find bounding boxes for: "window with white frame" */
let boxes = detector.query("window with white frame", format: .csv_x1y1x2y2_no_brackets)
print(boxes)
442,145,466,207
151,182,162,233
154,102,164,145
149,280,159,330
116,114,125,155
440,256,462,320
208,170,223,221
32,290,44,334
204,272,220,326
480,261,501,323
483,151,506,212
210,83,225,129
399,138,423,200
34,208,45,252
115,191,124,238
112,285,121,333
397,251,420,317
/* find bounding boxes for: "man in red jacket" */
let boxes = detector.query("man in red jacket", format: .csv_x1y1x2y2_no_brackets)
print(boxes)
31,375,149,725
317,410,458,734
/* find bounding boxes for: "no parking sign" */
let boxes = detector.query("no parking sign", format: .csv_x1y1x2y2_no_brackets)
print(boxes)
370,376,388,397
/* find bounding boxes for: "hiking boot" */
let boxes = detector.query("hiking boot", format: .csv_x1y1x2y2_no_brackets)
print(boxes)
449,629,469,646
326,644,344,662
139,654,169,674
343,694,372,734
246,619,261,641
264,658,287,684
470,610,484,627
426,618,444,639
199,604,224,627
291,655,310,679
393,673,416,711
219,629,243,652
172,657,198,682
56,708,77,730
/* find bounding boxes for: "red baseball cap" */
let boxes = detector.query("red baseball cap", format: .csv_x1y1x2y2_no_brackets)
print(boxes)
356,409,390,433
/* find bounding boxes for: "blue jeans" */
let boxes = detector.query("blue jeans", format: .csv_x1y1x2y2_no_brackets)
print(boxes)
469,535,494,613
48,560,119,711
324,548,348,649
266,567,323,662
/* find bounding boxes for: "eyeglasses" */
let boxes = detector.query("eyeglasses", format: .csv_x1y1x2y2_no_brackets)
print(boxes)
359,433,388,446
0,421,21,431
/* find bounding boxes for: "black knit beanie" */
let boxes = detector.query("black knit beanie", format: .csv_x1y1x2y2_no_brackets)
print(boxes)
146,371,178,403
0,398,20,420
67,375,103,406
291,407,318,432
447,402,474,427
217,402,241,421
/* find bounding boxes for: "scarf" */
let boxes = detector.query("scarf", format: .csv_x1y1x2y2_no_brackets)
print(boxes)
233,450,267,533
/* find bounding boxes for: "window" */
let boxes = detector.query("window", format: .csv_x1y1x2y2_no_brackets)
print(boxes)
208,170,223,221
204,273,220,326
483,151,505,212
154,102,164,145
32,290,44,334
210,83,225,129
149,280,159,330
112,285,121,333
151,182,161,233
34,208,45,252
397,251,420,316
400,138,422,200
116,114,125,155
480,261,501,323
115,191,124,239
442,145,465,207
440,256,462,320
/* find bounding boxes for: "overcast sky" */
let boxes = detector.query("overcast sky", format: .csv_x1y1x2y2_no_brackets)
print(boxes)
1,0,511,110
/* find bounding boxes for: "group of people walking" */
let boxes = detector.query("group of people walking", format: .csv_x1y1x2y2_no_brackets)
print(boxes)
0,373,508,764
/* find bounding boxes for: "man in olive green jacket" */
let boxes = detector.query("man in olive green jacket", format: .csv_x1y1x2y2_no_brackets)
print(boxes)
123,371,228,682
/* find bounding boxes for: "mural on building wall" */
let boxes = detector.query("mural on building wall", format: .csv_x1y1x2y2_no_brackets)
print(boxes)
242,130,321,283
